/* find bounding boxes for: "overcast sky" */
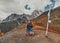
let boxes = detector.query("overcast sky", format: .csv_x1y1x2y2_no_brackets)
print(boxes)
0,0,60,20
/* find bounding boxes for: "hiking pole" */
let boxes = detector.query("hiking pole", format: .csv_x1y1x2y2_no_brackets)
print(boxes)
45,8,51,37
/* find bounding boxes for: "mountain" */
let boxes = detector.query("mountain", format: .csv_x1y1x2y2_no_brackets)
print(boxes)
0,13,29,33
0,8,60,43
0,6,60,35
30,10,42,19
3,13,28,23
32,6,60,34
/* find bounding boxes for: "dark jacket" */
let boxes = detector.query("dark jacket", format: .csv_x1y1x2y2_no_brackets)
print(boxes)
27,22,33,31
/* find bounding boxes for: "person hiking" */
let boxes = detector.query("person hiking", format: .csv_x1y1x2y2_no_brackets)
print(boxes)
26,20,34,36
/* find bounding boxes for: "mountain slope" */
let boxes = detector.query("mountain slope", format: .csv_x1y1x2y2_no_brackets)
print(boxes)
32,6,60,34
0,13,29,33
3,13,28,22
0,27,60,43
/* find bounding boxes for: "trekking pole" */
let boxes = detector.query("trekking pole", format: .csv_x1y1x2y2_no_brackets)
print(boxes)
45,8,51,37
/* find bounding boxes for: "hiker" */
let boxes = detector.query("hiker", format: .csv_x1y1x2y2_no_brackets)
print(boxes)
26,20,34,36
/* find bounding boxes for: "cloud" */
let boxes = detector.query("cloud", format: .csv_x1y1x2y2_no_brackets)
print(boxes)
0,11,11,20
0,0,60,20
54,0,60,8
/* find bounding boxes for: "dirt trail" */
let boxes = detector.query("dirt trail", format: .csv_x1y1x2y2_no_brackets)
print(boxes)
0,27,60,43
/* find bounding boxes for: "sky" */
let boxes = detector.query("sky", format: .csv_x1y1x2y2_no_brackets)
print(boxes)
0,0,60,20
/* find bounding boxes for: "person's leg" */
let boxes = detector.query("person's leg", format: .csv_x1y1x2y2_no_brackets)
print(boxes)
29,31,34,36
29,28,35,36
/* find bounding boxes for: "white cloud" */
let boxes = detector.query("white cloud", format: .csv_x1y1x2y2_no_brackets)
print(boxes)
54,0,60,8
0,0,60,20
0,11,11,20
